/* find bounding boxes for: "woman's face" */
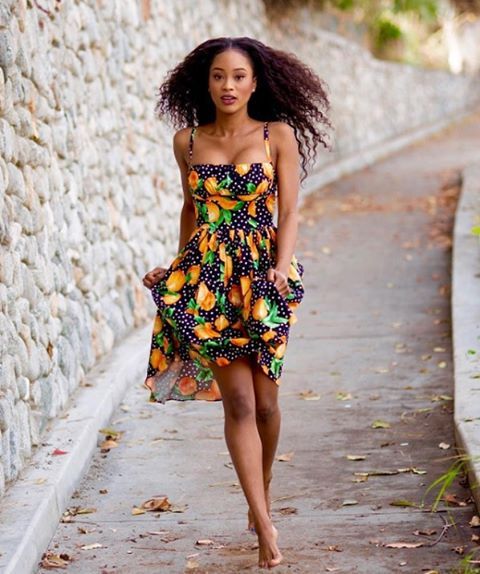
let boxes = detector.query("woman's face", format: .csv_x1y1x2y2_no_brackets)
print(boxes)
208,49,256,114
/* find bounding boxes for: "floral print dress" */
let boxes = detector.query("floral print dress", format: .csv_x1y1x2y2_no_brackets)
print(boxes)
144,122,305,403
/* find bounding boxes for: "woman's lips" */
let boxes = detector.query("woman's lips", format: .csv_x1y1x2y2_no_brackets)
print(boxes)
220,96,237,105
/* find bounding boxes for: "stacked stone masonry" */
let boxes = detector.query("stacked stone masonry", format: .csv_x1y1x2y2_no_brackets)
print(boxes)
0,0,478,497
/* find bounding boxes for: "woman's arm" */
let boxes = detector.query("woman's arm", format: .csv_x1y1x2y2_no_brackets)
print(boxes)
268,122,301,295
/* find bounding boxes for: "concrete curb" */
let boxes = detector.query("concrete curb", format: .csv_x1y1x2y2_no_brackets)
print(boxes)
452,162,480,512
0,324,152,574
303,107,479,197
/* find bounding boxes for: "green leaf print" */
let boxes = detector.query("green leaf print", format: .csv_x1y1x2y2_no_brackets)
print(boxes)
198,365,214,382
197,178,204,190
216,291,227,314
232,201,245,211
204,250,215,265
187,298,199,311
248,218,258,228
262,300,289,329
270,357,284,379
218,175,233,189
154,332,164,347
246,182,257,193
219,262,225,282
223,209,232,224
194,315,207,325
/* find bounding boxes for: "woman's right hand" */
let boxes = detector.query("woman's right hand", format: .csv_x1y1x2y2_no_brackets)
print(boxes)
142,267,168,289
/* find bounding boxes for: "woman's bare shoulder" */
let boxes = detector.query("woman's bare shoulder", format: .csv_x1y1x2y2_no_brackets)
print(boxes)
172,127,194,164
268,121,295,139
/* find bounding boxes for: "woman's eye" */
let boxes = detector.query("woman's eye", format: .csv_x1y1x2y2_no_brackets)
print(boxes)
235,75,245,80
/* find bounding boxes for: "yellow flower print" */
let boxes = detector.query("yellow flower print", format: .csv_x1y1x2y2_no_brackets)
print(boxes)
150,348,168,371
235,163,251,176
204,177,218,195
194,322,221,339
187,264,200,285
266,194,276,214
263,162,274,180
188,170,199,190
214,197,239,210
214,314,230,331
166,269,186,292
252,298,268,320
206,203,220,222
163,293,181,305
178,376,197,395
153,315,163,335
196,282,216,311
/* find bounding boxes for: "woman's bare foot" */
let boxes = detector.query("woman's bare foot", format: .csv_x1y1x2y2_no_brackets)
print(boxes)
247,475,272,532
258,523,282,569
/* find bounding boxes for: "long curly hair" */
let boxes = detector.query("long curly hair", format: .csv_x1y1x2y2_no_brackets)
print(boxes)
155,36,332,180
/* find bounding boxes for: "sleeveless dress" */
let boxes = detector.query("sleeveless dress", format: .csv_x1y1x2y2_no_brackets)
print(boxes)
143,122,305,403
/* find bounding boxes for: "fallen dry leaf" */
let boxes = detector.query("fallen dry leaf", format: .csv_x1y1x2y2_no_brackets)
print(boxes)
80,543,103,550
99,427,122,438
324,545,343,552
389,499,419,508
346,454,366,461
52,449,68,456
39,552,72,570
385,542,423,549
195,539,214,546
438,442,450,450
100,439,118,450
276,451,295,462
299,390,321,401
141,496,172,512
371,420,391,429
278,506,297,515
342,499,358,506
444,493,468,507
336,391,352,401
470,515,480,528
77,526,96,534
64,506,96,517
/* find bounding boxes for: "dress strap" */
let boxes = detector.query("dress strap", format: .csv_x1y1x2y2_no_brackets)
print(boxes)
188,126,197,165
263,121,271,162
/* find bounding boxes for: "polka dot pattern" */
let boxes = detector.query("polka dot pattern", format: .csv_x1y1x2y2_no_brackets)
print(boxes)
143,122,305,403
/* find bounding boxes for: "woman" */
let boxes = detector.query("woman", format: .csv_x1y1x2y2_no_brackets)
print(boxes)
142,36,330,569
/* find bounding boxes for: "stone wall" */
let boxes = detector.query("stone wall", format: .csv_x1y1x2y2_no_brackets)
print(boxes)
0,0,478,496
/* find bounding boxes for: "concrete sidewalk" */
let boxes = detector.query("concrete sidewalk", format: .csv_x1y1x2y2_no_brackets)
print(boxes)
33,112,480,574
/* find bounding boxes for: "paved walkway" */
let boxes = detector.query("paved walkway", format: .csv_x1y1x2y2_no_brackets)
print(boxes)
38,113,480,574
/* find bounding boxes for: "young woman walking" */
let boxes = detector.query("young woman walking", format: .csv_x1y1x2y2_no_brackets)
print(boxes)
142,36,330,569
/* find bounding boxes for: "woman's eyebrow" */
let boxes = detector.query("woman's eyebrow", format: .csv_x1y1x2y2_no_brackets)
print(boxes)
211,67,248,71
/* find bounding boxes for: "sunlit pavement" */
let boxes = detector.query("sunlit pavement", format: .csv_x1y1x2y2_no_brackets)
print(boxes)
38,112,480,574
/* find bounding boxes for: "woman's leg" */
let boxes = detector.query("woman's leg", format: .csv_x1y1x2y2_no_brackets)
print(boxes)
209,356,283,568
247,359,281,530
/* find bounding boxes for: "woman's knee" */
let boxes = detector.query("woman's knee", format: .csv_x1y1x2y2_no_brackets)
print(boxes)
223,390,255,422
256,402,280,424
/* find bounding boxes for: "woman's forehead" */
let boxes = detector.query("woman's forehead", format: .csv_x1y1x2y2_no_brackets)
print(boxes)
210,49,252,70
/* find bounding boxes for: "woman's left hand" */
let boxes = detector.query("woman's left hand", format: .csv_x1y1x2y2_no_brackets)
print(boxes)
266,267,291,298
